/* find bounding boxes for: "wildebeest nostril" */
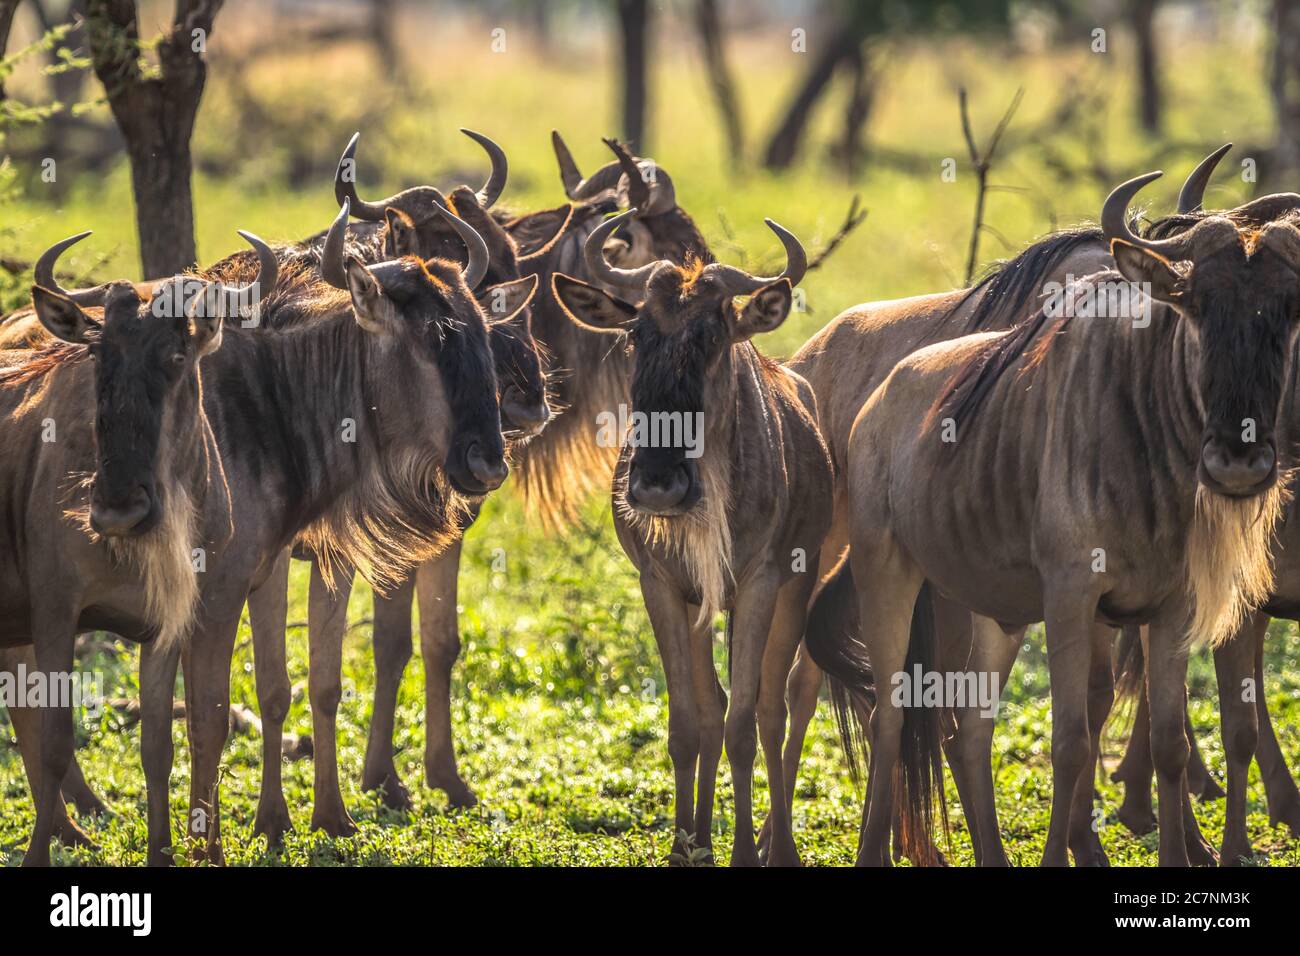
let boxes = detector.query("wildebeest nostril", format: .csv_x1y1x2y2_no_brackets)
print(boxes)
466,442,508,490
89,485,153,536
1201,441,1275,495
629,465,690,514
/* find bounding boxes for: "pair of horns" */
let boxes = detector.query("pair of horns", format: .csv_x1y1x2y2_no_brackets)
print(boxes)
321,197,490,291
1104,143,1240,258
585,207,804,299
552,131,678,217
34,231,279,316
334,128,507,222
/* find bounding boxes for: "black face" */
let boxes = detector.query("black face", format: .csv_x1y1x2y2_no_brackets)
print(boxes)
88,283,204,536
376,259,508,496
624,269,733,516
1188,242,1300,497
489,314,550,438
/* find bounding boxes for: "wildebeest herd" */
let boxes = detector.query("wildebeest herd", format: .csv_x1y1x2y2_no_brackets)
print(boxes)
2,130,1300,867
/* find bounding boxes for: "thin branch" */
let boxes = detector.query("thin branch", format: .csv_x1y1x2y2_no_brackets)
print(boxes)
806,195,868,272
959,85,1024,284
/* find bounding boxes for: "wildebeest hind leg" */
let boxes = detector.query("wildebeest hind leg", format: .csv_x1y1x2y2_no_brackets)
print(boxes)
757,569,819,867
1250,616,1300,834
945,615,1020,866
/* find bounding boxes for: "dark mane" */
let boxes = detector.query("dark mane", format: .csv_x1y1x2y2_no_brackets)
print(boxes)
950,225,1104,340
0,341,89,387
927,209,1212,433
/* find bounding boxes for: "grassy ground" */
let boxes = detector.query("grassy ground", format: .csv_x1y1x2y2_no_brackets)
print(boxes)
2,11,1300,866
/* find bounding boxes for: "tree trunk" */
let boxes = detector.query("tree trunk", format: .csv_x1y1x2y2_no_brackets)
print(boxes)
762,28,863,170
616,0,650,150
693,0,743,163
836,43,876,176
1273,0,1300,188
1130,0,1161,133
86,0,222,278
0,0,20,101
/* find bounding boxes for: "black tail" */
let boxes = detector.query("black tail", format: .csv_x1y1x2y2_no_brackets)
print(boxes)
803,554,949,864
894,581,949,866
804,553,872,782
1114,624,1145,703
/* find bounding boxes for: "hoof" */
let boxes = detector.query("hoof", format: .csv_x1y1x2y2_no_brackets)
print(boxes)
311,808,359,838
1194,775,1226,802
433,778,477,810
54,815,97,850
1268,799,1300,838
1186,836,1219,867
253,803,294,847
1116,801,1157,836
1219,840,1255,867
363,772,412,812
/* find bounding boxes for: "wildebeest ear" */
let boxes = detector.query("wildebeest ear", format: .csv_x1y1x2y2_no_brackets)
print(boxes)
383,208,420,258
551,273,635,334
481,274,539,327
733,278,793,342
1110,239,1185,305
31,285,100,344
185,283,227,357
344,255,396,335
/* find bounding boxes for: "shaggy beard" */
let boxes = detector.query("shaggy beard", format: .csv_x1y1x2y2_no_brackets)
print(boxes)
615,456,733,628
1185,479,1288,648
65,474,200,651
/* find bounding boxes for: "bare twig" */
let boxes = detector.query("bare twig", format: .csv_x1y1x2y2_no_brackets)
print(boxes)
806,195,868,272
959,85,1024,284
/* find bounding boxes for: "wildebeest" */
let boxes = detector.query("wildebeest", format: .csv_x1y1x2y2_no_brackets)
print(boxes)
551,208,832,866
803,168,1300,867
0,231,276,865
290,132,714,818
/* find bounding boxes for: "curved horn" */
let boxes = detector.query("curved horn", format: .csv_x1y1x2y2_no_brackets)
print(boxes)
460,128,508,209
321,198,352,290
34,232,114,306
603,137,677,216
221,231,279,315
584,208,662,295
334,132,394,221
604,137,650,213
551,129,625,201
711,219,808,296
1178,143,1232,214
430,201,490,290
1100,171,1197,259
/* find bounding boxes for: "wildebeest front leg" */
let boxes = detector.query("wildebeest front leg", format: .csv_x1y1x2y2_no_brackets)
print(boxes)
640,572,699,862
413,542,477,808
756,568,819,867
184,607,242,864
1039,582,1101,867
688,609,723,861
1142,609,1208,866
140,639,180,866
1113,687,1157,835
7,670,94,851
361,572,416,810
1065,623,1114,866
23,608,78,866
1251,615,1300,834
249,549,293,845
1215,612,1262,865
308,557,358,837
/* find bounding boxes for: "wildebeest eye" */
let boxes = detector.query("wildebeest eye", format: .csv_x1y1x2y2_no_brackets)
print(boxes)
171,353,185,366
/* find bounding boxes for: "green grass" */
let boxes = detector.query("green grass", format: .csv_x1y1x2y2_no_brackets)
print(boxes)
2,18,1300,866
